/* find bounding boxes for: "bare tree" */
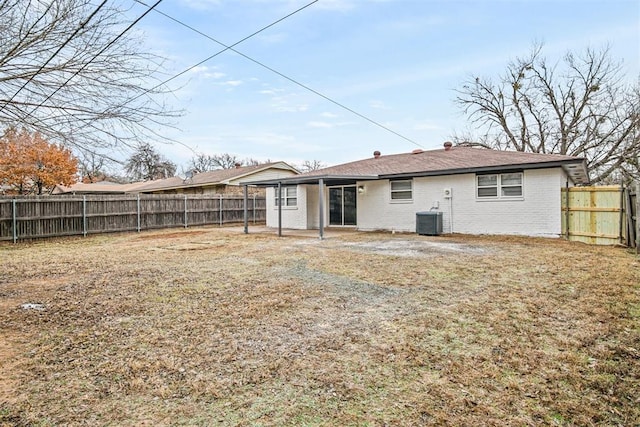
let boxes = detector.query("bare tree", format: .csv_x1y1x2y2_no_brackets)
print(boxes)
186,153,268,173
299,159,325,172
187,153,221,174
0,0,180,152
76,149,120,183
455,44,640,184
211,153,242,169
243,157,264,166
124,142,176,181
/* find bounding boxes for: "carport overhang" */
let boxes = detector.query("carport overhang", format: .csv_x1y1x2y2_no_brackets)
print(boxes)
239,174,379,239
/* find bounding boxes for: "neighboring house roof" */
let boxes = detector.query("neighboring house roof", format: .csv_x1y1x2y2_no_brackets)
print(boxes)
144,161,299,192
52,181,149,194
250,145,589,186
53,162,299,194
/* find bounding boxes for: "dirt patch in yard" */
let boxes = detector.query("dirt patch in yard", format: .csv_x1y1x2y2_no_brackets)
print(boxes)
0,228,639,426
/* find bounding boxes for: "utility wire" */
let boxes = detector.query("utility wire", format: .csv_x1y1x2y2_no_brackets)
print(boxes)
25,0,165,119
1,0,170,163
71,0,319,158
135,0,425,149
0,0,56,65
0,0,109,113
126,0,319,104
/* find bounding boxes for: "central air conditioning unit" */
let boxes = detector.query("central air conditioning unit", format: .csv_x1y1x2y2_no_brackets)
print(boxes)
416,211,443,236
443,188,452,199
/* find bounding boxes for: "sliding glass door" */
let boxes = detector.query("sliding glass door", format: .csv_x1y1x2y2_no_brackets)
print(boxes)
329,186,356,226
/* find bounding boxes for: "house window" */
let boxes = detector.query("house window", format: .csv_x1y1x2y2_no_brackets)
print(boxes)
390,180,412,201
275,186,297,207
477,173,523,198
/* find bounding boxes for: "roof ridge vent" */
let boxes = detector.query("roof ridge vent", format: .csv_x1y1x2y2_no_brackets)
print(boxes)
412,149,424,154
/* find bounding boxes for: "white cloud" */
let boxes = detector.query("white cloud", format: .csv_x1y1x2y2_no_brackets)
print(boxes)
188,66,226,80
321,112,339,118
314,0,356,12
369,100,388,109
189,65,209,74
222,80,243,87
258,32,287,44
259,89,280,95
272,103,309,113
413,121,442,131
307,121,333,128
179,0,222,11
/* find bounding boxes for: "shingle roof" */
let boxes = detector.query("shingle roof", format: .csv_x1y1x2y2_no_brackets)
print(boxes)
249,146,589,185
55,162,300,194
189,162,287,185
304,146,584,177
144,162,298,191
53,181,150,194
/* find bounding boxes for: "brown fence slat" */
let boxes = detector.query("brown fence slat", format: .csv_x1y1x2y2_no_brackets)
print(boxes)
0,194,265,242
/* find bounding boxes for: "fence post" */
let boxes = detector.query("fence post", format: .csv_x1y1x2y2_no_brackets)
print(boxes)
184,195,188,228
564,181,570,240
137,195,141,232
219,195,223,226
636,181,640,254
619,184,625,245
12,199,17,244
253,194,256,224
83,196,87,237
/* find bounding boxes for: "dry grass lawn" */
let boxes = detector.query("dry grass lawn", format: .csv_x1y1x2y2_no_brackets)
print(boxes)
0,227,638,426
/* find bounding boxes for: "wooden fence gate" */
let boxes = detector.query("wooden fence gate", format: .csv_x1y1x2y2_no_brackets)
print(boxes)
562,183,638,250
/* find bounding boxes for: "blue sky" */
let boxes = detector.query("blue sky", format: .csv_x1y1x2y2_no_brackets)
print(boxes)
124,0,639,170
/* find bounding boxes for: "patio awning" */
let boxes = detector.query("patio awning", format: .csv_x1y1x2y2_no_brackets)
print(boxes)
239,174,379,187
240,175,378,240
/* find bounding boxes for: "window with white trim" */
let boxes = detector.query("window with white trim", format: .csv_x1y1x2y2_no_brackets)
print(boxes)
390,179,412,201
477,172,523,198
275,186,297,207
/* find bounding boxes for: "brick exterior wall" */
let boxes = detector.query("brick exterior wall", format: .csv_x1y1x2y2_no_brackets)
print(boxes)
356,168,567,237
267,167,570,237
265,186,309,229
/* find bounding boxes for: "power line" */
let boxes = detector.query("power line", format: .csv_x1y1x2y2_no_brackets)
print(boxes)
1,0,169,162
0,0,56,65
0,0,109,114
134,1,425,148
127,0,319,103
72,0,320,158
25,0,165,119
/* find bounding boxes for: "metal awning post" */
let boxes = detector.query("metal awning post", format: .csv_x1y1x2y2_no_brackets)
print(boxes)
277,182,282,237
318,178,324,240
12,199,17,244
243,185,249,234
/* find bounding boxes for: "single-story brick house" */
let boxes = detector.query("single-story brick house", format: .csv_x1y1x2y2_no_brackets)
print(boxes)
54,162,299,196
244,143,589,238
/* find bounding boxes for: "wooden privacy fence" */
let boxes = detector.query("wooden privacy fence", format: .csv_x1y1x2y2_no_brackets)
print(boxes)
562,183,638,249
0,194,266,243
